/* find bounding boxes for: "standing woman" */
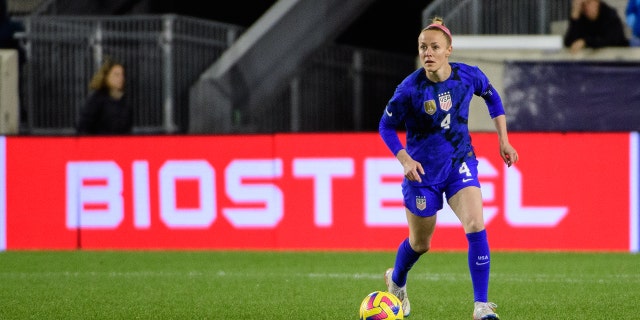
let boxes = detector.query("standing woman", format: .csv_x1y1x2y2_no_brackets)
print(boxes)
378,17,518,319
77,57,133,135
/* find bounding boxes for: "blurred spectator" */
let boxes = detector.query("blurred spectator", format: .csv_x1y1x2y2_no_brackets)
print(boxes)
76,57,133,135
564,0,629,54
626,0,640,46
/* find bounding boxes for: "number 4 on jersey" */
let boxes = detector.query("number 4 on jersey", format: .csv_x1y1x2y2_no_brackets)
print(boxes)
440,113,451,129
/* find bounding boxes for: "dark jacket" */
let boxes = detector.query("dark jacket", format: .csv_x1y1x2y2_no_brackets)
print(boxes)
563,1,629,48
76,90,133,135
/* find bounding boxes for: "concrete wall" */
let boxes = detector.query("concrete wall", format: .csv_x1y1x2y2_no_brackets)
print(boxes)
450,47,640,132
0,49,19,135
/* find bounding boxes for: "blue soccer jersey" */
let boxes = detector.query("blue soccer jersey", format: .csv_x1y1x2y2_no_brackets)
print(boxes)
379,62,504,186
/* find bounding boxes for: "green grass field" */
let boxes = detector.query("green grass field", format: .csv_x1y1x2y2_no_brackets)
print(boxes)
0,251,638,319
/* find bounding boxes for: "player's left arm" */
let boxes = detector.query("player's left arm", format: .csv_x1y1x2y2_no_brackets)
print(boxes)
492,115,518,168
477,78,519,167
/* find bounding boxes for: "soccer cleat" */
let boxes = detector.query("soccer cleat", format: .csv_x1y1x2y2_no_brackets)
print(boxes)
473,302,499,320
384,268,411,317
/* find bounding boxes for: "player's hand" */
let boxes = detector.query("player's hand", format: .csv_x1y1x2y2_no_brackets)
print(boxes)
396,149,424,182
403,159,425,183
570,39,586,54
571,0,584,19
500,142,519,167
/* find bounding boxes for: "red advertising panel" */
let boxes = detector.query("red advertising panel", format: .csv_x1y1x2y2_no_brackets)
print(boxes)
2,133,632,251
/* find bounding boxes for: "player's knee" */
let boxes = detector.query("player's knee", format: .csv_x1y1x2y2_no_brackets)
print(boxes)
410,240,431,254
463,220,485,233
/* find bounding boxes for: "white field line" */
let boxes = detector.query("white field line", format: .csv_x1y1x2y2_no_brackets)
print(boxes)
0,271,638,284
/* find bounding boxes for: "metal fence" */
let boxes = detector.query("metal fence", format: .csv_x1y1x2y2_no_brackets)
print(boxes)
18,15,243,134
422,0,570,34
15,1,578,135
251,45,416,133
16,14,416,135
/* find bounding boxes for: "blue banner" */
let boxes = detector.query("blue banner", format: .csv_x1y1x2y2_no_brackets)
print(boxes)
503,61,640,132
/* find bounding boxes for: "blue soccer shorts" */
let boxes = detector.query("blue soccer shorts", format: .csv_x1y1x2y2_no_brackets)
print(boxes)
401,157,481,217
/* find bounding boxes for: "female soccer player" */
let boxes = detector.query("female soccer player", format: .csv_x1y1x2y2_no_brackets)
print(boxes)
378,17,518,319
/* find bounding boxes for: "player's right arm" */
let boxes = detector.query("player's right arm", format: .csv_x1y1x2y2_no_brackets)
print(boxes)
379,83,424,182
396,149,424,183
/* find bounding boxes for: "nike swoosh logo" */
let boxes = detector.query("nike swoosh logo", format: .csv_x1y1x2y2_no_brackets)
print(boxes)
385,107,392,117
476,261,489,266
462,178,473,182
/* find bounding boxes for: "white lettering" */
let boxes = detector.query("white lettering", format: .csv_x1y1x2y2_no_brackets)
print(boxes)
66,161,123,228
62,156,566,231
364,158,406,226
132,161,150,228
504,166,568,226
158,161,215,228
223,159,283,228
0,137,6,251
293,158,354,227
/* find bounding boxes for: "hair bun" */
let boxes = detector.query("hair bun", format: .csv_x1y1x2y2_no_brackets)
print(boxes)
432,16,445,25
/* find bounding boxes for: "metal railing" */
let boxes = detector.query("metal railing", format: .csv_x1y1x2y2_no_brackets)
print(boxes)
18,15,243,134
16,1,581,135
422,0,570,34
250,45,416,133
15,15,417,134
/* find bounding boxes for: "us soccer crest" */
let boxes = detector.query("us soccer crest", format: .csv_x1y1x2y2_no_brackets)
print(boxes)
416,196,426,211
424,100,436,115
438,91,452,111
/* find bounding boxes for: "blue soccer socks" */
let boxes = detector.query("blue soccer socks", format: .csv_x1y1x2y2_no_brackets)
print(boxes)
392,238,422,286
466,229,490,302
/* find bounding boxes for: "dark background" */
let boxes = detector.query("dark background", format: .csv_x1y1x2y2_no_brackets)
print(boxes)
147,0,432,55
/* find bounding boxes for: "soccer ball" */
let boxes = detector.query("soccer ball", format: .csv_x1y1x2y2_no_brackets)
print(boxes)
359,290,404,320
